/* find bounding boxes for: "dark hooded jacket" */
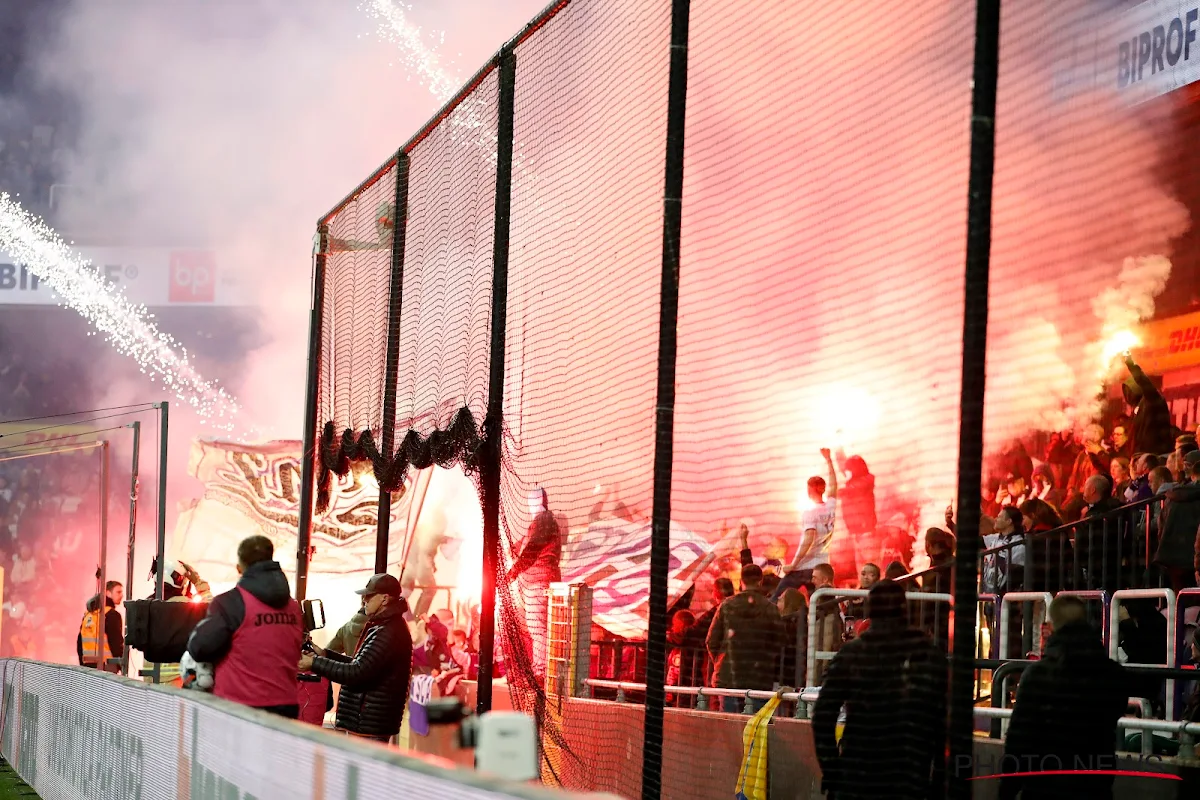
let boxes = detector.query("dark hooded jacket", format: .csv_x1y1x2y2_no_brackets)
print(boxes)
187,560,294,663
1155,483,1200,570
706,588,784,690
812,618,946,800
840,456,877,535
309,602,413,738
1126,363,1174,458
76,594,123,666
1000,621,1129,800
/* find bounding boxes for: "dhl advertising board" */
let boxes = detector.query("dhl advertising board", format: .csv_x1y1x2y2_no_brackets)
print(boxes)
0,424,107,453
1134,309,1200,373
0,247,250,307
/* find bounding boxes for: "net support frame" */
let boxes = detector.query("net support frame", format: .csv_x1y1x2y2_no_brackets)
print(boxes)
152,401,169,683
375,153,412,574
948,1,1001,796
296,229,329,603
122,420,141,675
477,44,518,717
97,438,109,670
641,0,691,796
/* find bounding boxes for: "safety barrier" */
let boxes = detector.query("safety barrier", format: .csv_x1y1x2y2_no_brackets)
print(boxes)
0,659,617,800
1109,589,1178,721
804,588,952,687
996,592,1053,660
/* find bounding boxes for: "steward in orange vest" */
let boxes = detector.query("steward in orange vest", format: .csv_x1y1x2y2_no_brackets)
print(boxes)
77,581,124,672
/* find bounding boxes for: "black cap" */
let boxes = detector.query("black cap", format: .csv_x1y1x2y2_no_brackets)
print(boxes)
355,573,402,598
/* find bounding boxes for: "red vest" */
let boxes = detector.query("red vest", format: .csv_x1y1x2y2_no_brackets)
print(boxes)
214,587,303,709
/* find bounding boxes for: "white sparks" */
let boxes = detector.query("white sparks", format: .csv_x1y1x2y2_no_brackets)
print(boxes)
361,0,457,102
0,193,240,428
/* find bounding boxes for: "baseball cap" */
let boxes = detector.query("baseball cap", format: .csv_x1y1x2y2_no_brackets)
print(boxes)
355,573,402,598
1186,450,1200,468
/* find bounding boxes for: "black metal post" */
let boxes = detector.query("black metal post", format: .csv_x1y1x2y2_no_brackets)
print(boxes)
123,420,140,675
151,401,169,684
375,154,411,575
98,439,109,669
642,0,690,796
477,46,517,717
154,402,169,602
948,1,1000,796
296,227,329,602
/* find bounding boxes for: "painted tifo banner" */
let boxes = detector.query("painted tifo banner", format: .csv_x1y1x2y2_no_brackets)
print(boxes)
560,519,715,639
171,439,484,637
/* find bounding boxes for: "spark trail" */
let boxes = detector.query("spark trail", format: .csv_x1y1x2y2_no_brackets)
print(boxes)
0,193,240,427
361,0,457,102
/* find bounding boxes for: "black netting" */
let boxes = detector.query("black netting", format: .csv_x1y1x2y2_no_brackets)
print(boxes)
391,70,499,470
308,0,1200,795
499,0,670,789
316,163,398,509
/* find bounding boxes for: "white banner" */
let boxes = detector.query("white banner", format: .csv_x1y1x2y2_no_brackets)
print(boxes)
0,659,617,800
0,247,250,307
1057,0,1200,105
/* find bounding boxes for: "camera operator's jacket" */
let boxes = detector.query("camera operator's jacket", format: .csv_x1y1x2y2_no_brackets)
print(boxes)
187,560,304,709
309,603,413,738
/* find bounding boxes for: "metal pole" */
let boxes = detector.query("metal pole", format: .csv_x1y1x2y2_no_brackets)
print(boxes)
123,421,141,675
99,439,109,671
948,1,1000,796
642,0,690,796
477,45,517,717
376,153,411,575
152,401,169,684
296,227,329,602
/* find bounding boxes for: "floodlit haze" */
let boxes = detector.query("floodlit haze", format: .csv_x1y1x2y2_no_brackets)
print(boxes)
36,0,549,438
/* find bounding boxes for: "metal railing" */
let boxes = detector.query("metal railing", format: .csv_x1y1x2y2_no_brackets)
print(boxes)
904,494,1166,596
582,677,1200,753
1110,588,1178,720
805,588,953,687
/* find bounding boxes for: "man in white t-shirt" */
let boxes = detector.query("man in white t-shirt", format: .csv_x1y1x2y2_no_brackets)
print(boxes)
791,448,839,576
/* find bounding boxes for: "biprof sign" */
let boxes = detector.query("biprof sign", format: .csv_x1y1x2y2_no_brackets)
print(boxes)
0,247,248,307
1115,0,1200,102
1050,1,1200,105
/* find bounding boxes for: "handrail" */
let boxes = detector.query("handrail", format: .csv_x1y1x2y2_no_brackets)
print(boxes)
582,679,1200,741
1110,589,1178,721
997,592,1053,660
804,588,952,689
899,494,1164,588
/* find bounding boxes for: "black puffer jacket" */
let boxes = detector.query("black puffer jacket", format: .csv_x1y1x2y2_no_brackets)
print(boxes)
309,603,412,738
1155,484,1200,570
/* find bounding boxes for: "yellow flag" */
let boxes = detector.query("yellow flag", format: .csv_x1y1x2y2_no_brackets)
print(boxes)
734,694,782,800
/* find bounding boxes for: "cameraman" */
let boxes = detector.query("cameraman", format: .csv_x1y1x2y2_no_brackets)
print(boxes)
187,536,304,718
299,574,412,743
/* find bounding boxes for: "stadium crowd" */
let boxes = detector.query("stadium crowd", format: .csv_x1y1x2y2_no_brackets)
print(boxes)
591,355,1200,718
0,0,75,219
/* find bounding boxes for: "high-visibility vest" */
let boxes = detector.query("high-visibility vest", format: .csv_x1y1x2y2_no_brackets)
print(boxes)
80,608,112,666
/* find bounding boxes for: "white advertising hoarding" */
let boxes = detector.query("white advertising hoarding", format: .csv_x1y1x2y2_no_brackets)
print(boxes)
1055,0,1200,105
0,247,250,307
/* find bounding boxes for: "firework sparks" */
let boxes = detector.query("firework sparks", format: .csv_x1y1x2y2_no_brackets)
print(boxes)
360,0,457,102
0,193,240,427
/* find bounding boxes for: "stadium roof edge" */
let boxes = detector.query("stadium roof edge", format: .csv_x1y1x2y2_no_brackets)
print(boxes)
318,0,571,226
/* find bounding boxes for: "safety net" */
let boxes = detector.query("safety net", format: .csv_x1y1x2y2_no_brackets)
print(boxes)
0,444,107,667
316,162,399,509
500,0,670,790
309,0,1200,796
